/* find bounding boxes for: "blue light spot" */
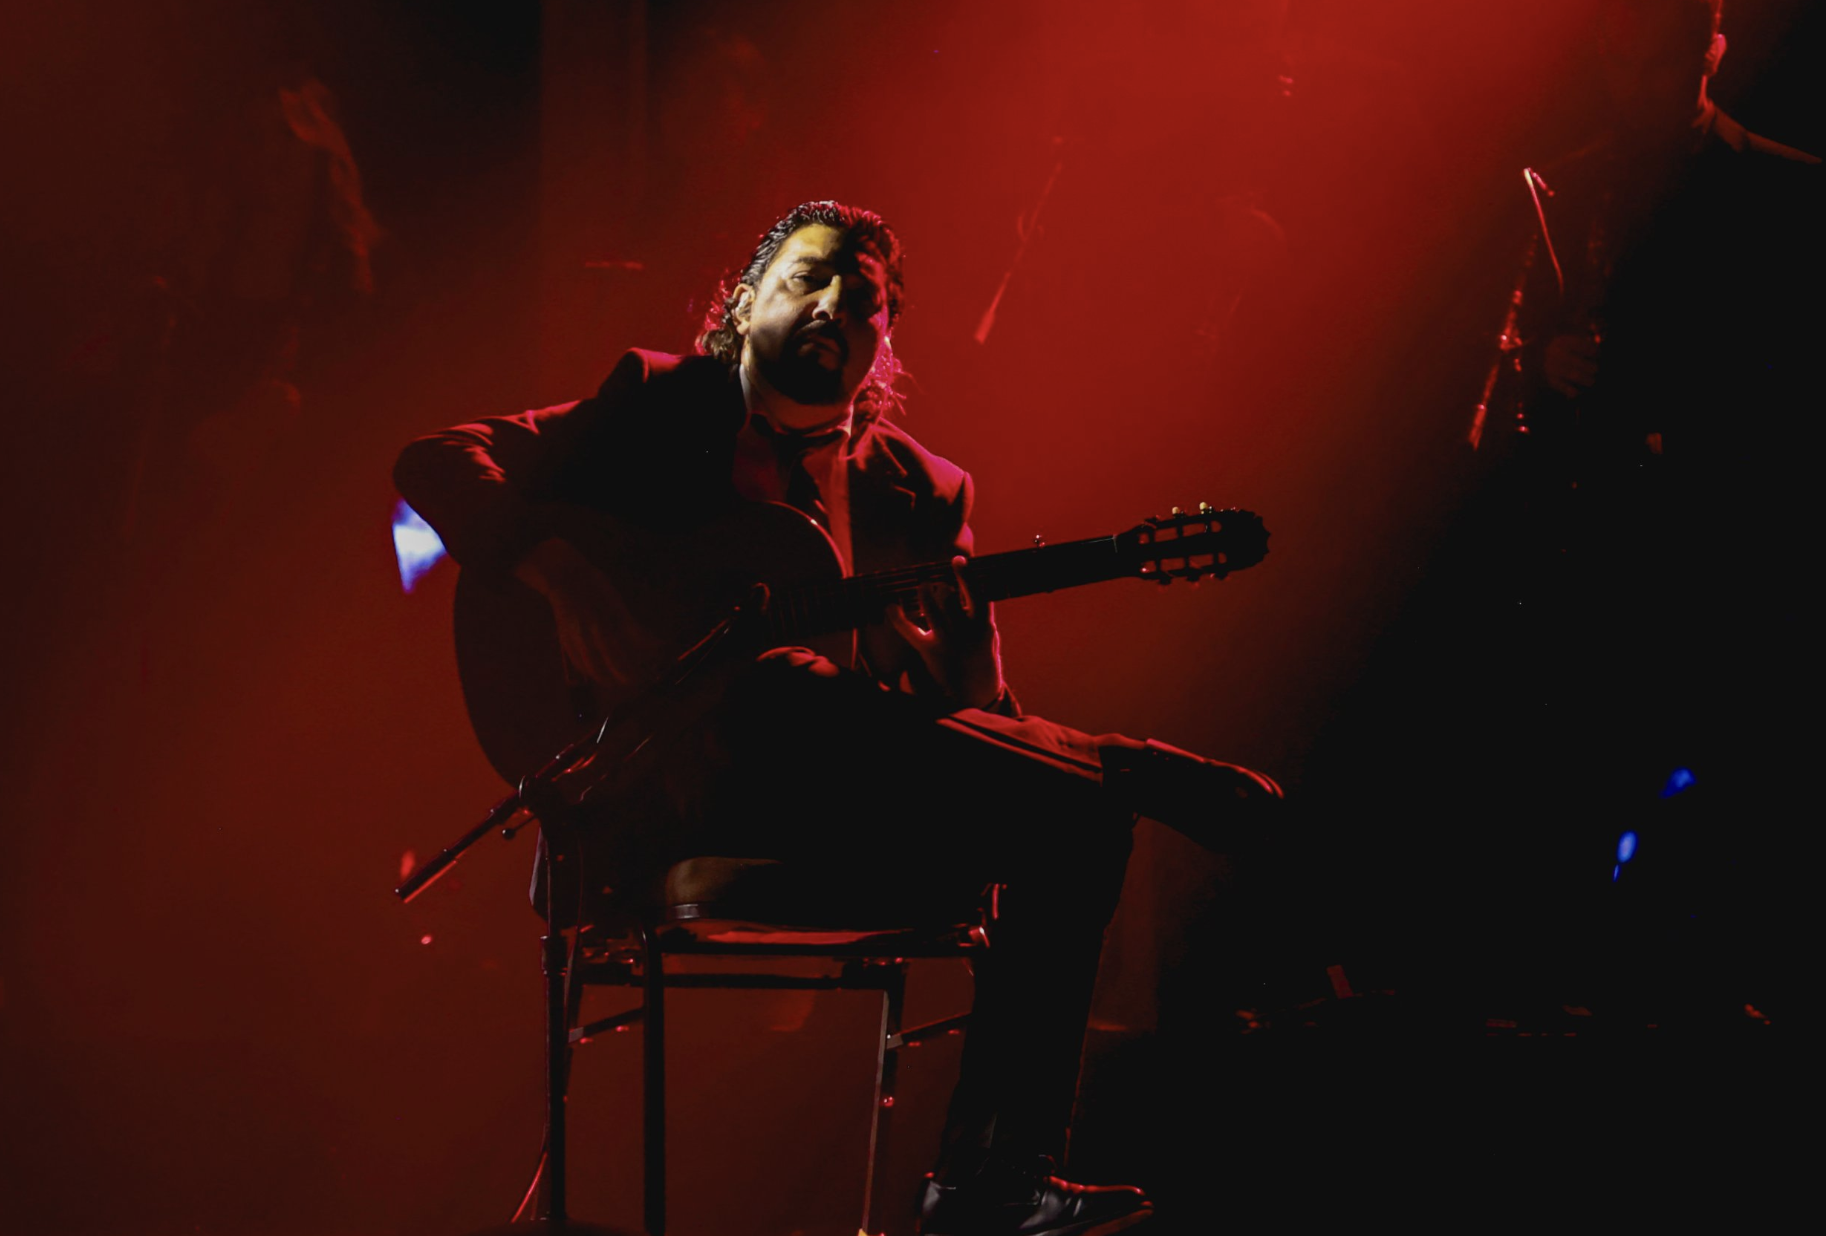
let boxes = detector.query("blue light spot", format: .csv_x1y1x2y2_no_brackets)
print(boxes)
1616,831,1638,863
1660,767,1696,798
392,500,447,593
1611,864,1621,882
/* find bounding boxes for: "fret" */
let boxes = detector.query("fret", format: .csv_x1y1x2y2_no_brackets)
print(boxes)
770,535,1127,641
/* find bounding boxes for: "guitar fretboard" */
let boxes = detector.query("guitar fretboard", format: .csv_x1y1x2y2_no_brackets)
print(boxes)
762,535,1127,641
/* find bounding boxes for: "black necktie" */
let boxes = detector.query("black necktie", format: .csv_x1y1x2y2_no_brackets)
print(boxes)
754,420,845,528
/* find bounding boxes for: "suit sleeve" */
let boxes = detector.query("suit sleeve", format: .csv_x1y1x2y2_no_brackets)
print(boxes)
392,350,649,573
942,470,1023,719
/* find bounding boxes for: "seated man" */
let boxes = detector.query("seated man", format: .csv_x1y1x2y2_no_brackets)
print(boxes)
395,200,1281,1236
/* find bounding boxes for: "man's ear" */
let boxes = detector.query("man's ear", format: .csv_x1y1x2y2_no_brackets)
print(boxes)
1704,31,1726,77
732,284,755,337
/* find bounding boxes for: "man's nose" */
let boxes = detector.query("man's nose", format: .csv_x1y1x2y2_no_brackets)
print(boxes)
813,275,846,322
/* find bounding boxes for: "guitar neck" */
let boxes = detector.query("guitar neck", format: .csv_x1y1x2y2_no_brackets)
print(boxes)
765,536,1128,642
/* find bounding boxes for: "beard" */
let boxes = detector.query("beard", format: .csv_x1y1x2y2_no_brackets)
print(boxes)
754,328,849,406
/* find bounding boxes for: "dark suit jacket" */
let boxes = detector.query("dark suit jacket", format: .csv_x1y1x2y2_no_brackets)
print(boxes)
394,347,1008,707
1517,108,1820,464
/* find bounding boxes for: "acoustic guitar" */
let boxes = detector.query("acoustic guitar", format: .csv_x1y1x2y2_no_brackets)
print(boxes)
455,500,1268,786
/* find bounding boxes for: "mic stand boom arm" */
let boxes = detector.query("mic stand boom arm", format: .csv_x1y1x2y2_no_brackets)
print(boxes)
391,588,766,904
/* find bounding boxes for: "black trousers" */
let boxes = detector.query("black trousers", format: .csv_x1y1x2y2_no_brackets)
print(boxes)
672,648,1140,1170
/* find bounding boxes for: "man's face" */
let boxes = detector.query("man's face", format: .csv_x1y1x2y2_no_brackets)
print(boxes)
735,224,890,414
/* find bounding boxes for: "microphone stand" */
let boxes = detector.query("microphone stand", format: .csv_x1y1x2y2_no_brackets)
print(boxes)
395,591,765,1232
392,591,763,905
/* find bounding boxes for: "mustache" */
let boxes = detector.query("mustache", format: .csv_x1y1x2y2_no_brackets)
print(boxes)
796,324,849,359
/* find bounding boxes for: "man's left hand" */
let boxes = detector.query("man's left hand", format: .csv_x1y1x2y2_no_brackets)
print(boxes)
889,555,1005,710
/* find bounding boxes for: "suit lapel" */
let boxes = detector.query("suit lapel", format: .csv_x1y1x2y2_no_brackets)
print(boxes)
846,426,919,575
843,429,914,683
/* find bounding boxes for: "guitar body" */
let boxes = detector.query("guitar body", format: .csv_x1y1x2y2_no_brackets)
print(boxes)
455,501,853,785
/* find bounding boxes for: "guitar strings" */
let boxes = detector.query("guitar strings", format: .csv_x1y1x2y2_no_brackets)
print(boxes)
772,536,1125,637
757,522,1231,640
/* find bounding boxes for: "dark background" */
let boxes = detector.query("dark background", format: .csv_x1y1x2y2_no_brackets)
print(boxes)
1,2,1816,1233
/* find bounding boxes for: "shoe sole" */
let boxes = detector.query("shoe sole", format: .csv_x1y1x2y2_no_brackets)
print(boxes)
915,1207,1155,1236
1083,1210,1155,1236
1042,1207,1157,1236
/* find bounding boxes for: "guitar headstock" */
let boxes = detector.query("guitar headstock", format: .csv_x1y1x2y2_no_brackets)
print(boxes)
1119,504,1269,584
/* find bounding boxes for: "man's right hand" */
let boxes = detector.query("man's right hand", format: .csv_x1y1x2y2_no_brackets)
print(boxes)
513,538,667,687
1544,332,1600,398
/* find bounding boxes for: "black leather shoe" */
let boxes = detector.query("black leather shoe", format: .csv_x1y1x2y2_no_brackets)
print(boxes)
916,1158,1153,1236
1100,738,1284,853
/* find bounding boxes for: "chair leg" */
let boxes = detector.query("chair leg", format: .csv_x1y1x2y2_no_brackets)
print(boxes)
541,932,571,1224
860,961,908,1236
641,924,667,1236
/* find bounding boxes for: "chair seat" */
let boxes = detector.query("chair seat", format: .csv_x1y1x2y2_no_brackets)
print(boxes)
663,855,987,935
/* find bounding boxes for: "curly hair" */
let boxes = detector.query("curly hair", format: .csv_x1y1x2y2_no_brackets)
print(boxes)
697,200,908,432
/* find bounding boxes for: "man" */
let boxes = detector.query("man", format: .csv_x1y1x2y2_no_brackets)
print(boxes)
1476,0,1819,1023
397,200,1282,1234
1505,0,1818,633
1531,0,1818,432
